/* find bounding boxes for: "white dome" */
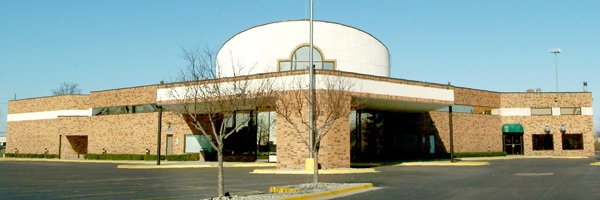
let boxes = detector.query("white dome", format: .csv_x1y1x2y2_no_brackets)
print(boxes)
216,20,390,77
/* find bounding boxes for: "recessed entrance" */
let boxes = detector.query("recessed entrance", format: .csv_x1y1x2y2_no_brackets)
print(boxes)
502,124,524,155
503,133,523,155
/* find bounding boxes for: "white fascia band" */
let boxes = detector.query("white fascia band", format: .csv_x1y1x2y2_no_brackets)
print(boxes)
7,109,92,122
156,74,454,102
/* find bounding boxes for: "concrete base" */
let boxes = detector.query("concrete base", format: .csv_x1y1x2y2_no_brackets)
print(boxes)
305,158,314,171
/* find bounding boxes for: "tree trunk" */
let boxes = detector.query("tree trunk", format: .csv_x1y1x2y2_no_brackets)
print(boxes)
312,149,319,183
218,149,225,197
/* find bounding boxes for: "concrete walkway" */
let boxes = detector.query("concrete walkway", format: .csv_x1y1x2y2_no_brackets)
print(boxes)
459,155,587,161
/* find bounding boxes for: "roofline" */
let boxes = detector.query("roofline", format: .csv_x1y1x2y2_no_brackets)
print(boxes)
217,19,390,55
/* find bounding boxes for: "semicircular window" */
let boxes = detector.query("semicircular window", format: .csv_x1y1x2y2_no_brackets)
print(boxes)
279,46,335,71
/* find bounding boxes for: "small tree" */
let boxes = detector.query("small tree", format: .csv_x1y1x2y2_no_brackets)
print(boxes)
164,47,273,197
51,82,83,95
275,74,357,183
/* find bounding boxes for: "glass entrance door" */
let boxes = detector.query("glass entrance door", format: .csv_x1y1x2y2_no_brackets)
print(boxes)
503,133,523,155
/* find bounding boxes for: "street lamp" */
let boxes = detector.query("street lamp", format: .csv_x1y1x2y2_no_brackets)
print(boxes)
549,48,561,92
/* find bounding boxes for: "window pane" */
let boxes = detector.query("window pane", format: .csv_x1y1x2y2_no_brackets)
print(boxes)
185,134,212,153
279,61,291,71
532,134,553,150
135,104,158,113
436,105,474,114
562,134,583,150
292,46,323,62
560,107,581,115
323,62,334,70
531,108,552,115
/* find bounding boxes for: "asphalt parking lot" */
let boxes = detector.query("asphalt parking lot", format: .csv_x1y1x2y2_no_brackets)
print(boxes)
1,154,600,199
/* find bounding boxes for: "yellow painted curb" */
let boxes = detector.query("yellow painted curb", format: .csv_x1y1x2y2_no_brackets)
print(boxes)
460,156,587,161
0,158,152,164
268,187,302,193
278,183,374,200
251,168,378,174
589,162,600,166
117,164,213,169
398,162,490,166
231,163,277,167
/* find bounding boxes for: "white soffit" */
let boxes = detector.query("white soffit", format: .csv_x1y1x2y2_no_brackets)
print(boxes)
7,109,92,122
156,74,454,103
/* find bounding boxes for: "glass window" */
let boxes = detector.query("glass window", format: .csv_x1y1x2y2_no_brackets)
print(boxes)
185,134,212,153
532,134,554,150
436,105,474,114
135,104,158,113
279,61,291,71
562,134,583,150
256,111,277,153
279,46,335,71
531,108,552,115
92,104,160,116
560,107,581,115
323,62,335,70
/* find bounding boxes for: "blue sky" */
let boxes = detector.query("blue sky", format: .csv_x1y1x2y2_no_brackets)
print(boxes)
1,0,599,135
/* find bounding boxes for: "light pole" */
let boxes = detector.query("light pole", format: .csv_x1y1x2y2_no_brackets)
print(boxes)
549,48,561,92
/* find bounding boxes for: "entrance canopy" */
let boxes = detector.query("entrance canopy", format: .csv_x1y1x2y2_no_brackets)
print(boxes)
502,124,524,133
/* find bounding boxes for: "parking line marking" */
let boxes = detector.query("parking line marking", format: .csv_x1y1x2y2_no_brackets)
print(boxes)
62,191,136,198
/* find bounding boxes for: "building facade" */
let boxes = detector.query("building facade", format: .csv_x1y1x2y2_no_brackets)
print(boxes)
6,20,594,169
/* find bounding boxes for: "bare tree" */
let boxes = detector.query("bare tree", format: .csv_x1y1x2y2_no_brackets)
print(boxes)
163,47,274,197
275,74,357,183
51,82,83,96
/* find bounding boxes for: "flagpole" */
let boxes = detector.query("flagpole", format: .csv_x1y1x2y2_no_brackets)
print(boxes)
308,0,315,159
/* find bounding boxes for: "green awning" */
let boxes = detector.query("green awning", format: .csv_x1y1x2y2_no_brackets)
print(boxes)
502,124,524,133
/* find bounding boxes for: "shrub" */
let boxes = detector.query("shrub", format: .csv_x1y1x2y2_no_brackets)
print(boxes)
143,155,166,160
84,154,99,159
4,153,15,157
165,153,200,161
44,154,58,159
454,152,507,158
85,154,168,161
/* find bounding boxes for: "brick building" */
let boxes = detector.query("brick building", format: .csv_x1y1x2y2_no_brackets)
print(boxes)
6,20,594,169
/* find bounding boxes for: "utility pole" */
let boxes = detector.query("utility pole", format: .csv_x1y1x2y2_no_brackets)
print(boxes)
549,48,561,92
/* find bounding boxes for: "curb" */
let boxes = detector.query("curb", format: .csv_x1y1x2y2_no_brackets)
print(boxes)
589,162,600,166
0,158,153,164
117,164,213,169
232,163,277,167
251,168,378,174
460,156,587,161
117,163,276,169
277,183,374,200
398,161,490,166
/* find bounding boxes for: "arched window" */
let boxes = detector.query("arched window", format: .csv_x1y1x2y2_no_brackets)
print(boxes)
279,46,334,71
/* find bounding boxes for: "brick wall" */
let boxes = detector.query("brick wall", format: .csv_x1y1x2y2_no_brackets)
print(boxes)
90,85,159,108
8,95,89,114
501,92,592,108
429,111,503,153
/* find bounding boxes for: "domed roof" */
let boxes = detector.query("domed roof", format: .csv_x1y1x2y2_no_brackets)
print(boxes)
216,20,390,77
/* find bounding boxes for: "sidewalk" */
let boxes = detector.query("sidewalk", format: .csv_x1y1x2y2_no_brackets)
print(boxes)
459,155,588,161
